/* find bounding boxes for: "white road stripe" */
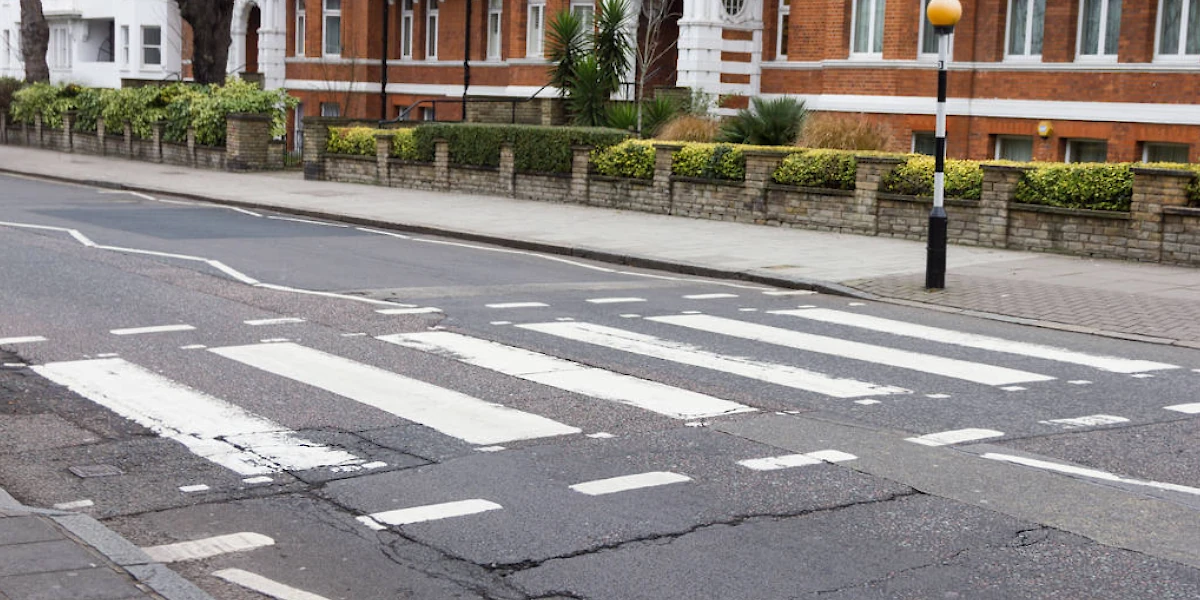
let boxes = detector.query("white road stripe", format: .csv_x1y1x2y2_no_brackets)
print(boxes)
570,471,691,495
683,293,739,300
213,569,331,600
53,499,94,510
210,343,579,445
982,453,1200,497
32,358,365,476
361,499,503,526
244,318,306,326
266,216,348,228
110,324,195,336
485,302,549,309
1165,403,1200,414
143,532,275,563
179,484,210,493
517,322,908,398
651,314,1053,386
762,290,817,296
906,428,1005,446
773,308,1178,374
379,331,755,419
586,297,646,304
739,450,857,471
1040,414,1130,429
375,307,442,315
225,207,264,217
0,336,46,345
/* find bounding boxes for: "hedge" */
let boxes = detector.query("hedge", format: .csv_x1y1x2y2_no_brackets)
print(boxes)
1014,163,1133,211
327,127,419,160
411,123,630,174
881,156,984,200
591,139,654,179
772,149,857,190
672,143,746,180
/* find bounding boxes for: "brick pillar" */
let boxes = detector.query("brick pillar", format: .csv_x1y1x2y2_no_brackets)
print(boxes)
150,121,165,163
1128,167,1193,262
375,132,393,184
186,126,196,166
123,121,133,158
853,156,903,236
571,145,592,205
96,117,106,155
62,111,76,153
434,139,450,190
301,116,351,180
978,165,1022,248
225,113,272,171
34,114,43,147
743,150,783,217
500,142,516,196
653,144,677,214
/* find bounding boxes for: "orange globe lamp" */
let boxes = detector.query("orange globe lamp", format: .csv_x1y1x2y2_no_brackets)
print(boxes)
926,0,963,32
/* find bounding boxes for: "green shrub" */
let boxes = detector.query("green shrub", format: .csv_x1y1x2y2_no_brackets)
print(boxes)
881,156,983,200
672,143,745,181
0,77,24,115
412,123,629,173
327,127,381,155
190,77,297,146
773,150,857,190
718,96,807,146
101,86,167,138
604,102,638,132
591,139,654,179
640,96,678,138
391,128,419,160
162,84,208,143
10,83,74,128
1014,163,1133,211
72,87,108,132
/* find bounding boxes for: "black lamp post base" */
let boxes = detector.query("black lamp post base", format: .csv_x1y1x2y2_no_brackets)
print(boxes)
926,207,948,290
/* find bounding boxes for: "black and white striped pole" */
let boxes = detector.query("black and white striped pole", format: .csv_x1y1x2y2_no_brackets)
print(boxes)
925,0,962,290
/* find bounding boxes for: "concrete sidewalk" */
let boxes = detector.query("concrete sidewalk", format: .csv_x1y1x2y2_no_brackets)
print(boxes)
3,145,1200,346
0,486,214,600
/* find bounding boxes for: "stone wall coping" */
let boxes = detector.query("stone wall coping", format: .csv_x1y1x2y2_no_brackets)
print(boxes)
591,174,654,186
672,175,743,187
516,169,570,178
980,163,1028,174
227,112,273,122
1131,166,1197,178
1162,206,1200,216
742,149,796,159
854,155,906,166
767,182,855,196
327,153,376,163
877,192,981,207
1009,202,1131,220
374,132,395,140
570,145,594,151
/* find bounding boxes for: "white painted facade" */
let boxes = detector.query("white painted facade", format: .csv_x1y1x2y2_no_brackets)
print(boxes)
676,0,763,97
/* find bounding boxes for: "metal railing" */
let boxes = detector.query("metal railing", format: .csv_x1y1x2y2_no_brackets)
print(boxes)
382,83,554,126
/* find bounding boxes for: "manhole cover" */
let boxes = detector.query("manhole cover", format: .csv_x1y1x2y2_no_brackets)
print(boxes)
69,464,124,478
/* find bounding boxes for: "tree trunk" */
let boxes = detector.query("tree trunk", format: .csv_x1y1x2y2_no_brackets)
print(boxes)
177,0,235,85
19,0,49,83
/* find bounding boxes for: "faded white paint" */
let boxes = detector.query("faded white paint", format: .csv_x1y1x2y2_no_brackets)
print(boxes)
361,499,503,526
375,307,443,315
1165,403,1200,414
110,324,195,336
982,453,1200,497
683,293,739,300
213,569,331,600
244,318,306,326
586,297,647,304
1040,415,1129,429
570,471,691,495
486,302,549,309
0,336,46,345
143,532,275,563
906,428,1005,446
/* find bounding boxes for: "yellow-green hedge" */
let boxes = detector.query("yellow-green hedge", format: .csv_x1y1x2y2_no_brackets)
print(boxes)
772,149,858,190
591,139,654,179
881,156,984,200
327,127,419,160
1014,163,1132,211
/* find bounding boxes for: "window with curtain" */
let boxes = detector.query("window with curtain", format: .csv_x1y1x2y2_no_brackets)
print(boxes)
995,136,1034,161
920,0,956,55
913,132,937,155
1143,142,1189,162
1066,139,1108,162
527,1,545,57
778,0,790,58
1080,0,1121,57
571,1,594,29
487,0,503,59
401,0,414,58
296,0,306,56
323,0,341,56
1007,0,1045,57
1158,0,1200,57
142,26,161,65
426,0,439,58
851,0,885,54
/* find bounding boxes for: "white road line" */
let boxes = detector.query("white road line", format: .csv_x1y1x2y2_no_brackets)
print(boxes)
619,314,641,318
807,450,858,463
739,308,759,312
266,216,348,228
375,307,442,315
179,484,210,493
1001,386,1027,392
906,428,1005,446
490,321,513,326
110,324,196,336
143,532,275,563
517,321,908,398
210,342,579,445
1040,414,1130,429
982,453,1200,497
242,476,273,484
855,399,881,405
361,499,503,527
355,227,412,239
32,358,365,476
586,297,646,304
683,293,739,300
0,336,46,345
244,318,306,326
772,308,1178,374
651,314,1054,386
213,569,331,600
762,290,817,296
225,207,264,217
588,432,615,439
53,499,94,510
1165,403,1200,414
570,471,691,496
180,344,207,350
485,302,549,309
379,331,755,419
739,450,857,471
254,283,402,307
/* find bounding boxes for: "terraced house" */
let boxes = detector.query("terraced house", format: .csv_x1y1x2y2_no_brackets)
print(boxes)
3,0,1198,162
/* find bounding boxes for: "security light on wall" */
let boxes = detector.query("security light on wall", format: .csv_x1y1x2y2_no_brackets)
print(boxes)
1037,121,1053,138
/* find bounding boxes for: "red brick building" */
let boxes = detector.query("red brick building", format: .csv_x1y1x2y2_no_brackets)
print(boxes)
270,0,1200,162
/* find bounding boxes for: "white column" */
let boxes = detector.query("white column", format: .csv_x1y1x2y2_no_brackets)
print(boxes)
259,0,288,89
676,0,722,95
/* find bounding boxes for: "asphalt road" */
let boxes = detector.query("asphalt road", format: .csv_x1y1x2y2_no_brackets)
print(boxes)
1,174,1199,599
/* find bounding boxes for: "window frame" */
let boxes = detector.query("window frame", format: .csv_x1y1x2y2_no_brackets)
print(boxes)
1065,139,1109,163
850,0,886,56
295,0,306,57
1142,141,1190,162
527,0,546,58
777,0,790,58
487,0,503,60
1077,0,1121,61
320,102,340,117
323,0,342,57
400,0,415,58
913,132,937,155
994,135,1035,161
1154,0,1200,60
141,25,162,67
1004,0,1045,61
918,0,956,57
571,0,595,29
2,30,8,68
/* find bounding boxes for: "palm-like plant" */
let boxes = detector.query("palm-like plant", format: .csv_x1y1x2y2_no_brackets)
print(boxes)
546,10,587,97
593,0,632,97
718,96,808,146
547,0,631,125
568,56,608,126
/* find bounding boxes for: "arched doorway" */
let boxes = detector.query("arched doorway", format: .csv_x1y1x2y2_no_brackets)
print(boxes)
245,4,261,75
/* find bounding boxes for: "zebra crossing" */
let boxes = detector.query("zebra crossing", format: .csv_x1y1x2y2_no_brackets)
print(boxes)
18,305,1192,481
